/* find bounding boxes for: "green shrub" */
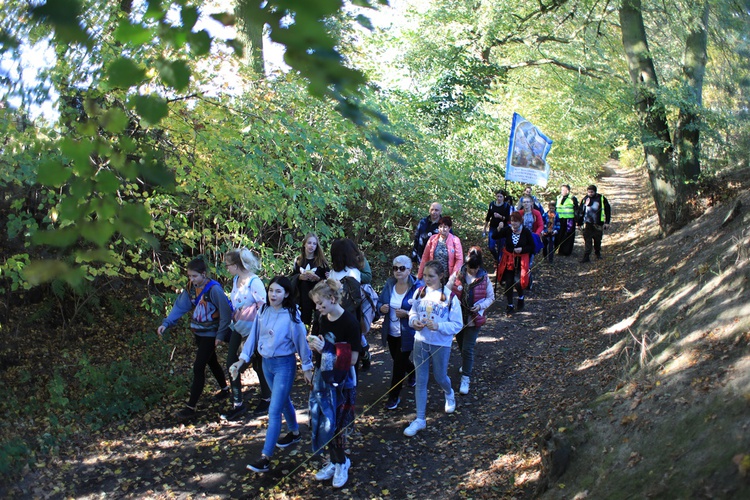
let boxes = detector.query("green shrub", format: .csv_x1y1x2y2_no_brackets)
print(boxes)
0,438,31,477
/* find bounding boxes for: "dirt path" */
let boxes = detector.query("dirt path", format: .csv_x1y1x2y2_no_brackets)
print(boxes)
16,163,653,499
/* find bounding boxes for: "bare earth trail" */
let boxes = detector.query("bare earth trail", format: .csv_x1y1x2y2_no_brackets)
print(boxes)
18,163,652,499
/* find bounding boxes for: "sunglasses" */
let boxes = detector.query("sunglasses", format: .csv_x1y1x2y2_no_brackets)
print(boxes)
392,266,410,272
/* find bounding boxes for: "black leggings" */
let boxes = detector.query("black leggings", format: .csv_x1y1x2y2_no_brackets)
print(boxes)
387,334,414,397
226,330,271,404
501,269,524,303
188,335,227,407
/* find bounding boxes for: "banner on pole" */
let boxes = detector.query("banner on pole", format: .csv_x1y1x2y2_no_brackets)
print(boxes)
505,113,553,187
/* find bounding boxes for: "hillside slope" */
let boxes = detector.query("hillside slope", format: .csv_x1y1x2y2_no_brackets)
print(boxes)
541,167,750,499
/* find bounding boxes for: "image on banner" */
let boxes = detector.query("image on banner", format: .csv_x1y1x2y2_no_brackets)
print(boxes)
505,113,553,187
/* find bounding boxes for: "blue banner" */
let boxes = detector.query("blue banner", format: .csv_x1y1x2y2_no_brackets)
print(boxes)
505,113,553,187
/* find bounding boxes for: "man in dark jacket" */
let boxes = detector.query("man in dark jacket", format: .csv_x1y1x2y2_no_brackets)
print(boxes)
578,185,611,263
412,202,443,265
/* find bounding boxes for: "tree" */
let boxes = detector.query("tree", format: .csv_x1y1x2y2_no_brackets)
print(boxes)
378,0,748,234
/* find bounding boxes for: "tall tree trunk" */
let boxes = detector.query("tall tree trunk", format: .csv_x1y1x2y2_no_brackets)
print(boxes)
235,0,266,78
619,0,685,235
675,3,709,183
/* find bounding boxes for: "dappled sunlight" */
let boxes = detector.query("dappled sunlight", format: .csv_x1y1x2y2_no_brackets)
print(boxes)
605,315,636,334
461,449,541,491
477,336,503,344
657,346,700,377
576,337,628,372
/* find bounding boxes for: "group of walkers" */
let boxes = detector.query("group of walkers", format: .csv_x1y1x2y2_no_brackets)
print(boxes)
156,183,611,489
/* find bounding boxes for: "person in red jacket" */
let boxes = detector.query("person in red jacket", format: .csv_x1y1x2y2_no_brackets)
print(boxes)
493,212,535,315
518,195,544,289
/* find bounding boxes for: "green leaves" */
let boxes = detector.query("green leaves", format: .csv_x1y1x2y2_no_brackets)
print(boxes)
37,160,71,187
156,59,190,91
114,20,154,46
133,94,168,126
107,58,147,89
30,0,90,47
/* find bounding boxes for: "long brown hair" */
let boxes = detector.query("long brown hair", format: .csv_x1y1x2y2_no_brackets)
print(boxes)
295,232,328,269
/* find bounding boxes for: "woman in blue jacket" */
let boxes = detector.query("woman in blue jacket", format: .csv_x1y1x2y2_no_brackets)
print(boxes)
157,258,233,420
378,255,421,410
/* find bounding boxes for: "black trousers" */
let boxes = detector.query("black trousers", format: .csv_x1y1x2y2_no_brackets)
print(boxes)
582,223,603,257
557,219,575,255
189,335,227,407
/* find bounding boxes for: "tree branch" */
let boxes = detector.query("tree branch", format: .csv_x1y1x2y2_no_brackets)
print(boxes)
505,58,603,79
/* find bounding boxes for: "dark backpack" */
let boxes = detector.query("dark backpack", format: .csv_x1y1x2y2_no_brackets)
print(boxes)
339,276,363,320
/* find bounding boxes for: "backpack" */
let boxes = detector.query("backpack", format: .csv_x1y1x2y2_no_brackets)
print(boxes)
360,283,380,334
188,279,233,327
339,276,363,321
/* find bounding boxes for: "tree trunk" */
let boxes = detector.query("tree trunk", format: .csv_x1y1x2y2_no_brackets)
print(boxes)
235,0,266,77
675,3,709,183
619,0,686,234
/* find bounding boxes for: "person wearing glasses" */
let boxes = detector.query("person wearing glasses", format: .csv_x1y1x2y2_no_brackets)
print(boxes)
377,255,421,410
221,248,270,420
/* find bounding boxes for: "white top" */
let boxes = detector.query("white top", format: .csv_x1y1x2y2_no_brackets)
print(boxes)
408,286,463,348
229,275,267,337
388,289,407,337
329,267,361,283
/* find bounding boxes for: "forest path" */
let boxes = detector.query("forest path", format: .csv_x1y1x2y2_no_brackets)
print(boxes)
15,162,653,499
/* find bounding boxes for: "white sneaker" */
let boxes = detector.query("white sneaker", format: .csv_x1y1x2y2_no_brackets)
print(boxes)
332,457,351,488
314,461,335,481
445,389,456,413
403,418,426,437
459,375,470,395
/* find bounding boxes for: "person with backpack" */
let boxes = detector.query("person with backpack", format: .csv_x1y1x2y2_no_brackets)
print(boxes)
234,276,314,474
448,247,494,396
483,190,513,263
403,260,463,437
328,238,372,372
378,254,421,410
578,184,612,263
221,248,269,421
157,257,233,421
308,278,360,489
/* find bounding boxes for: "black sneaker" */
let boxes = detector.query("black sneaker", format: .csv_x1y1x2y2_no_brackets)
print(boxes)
212,387,230,401
252,399,270,415
176,405,196,421
386,396,400,410
276,431,301,448
517,298,525,311
505,305,515,316
579,256,591,263
220,403,247,421
246,456,270,473
595,253,602,260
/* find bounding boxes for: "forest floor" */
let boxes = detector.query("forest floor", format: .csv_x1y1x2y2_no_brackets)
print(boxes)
5,162,749,499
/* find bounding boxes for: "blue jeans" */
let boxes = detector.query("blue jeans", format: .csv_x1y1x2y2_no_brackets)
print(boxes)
413,339,452,420
261,355,299,457
456,325,480,377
